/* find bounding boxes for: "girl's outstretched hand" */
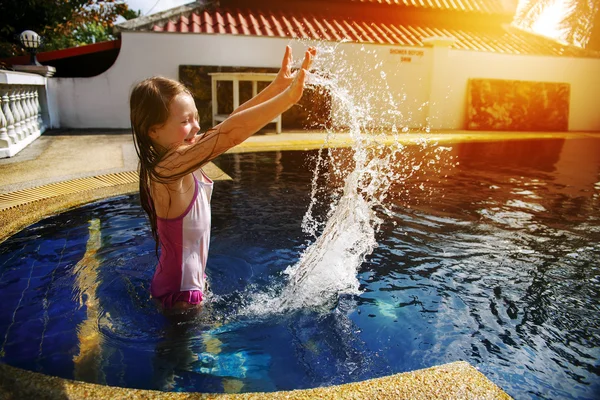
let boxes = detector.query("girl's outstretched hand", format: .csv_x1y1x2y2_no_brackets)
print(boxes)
274,45,316,91
286,68,307,104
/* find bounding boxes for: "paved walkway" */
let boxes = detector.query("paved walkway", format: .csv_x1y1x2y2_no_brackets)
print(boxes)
2,129,599,195
0,131,137,194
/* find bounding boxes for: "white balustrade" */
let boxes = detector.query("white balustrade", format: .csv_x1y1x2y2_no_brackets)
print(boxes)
24,88,36,137
35,90,45,133
0,70,49,158
10,89,23,141
19,87,30,138
28,90,40,136
1,91,17,145
0,94,8,148
21,87,31,138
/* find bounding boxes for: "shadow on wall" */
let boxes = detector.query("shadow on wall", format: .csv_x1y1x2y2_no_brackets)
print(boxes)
466,78,570,131
179,65,332,132
0,40,121,78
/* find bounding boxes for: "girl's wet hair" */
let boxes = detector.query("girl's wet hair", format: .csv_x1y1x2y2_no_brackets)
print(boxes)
130,76,218,259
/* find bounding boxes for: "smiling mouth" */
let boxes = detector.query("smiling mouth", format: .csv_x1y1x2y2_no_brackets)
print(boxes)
184,133,198,144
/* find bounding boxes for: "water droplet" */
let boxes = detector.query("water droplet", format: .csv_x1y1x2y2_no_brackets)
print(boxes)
380,71,386,79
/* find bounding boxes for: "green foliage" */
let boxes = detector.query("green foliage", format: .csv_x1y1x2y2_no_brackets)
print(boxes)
50,22,115,49
0,0,141,58
513,0,600,49
559,0,599,48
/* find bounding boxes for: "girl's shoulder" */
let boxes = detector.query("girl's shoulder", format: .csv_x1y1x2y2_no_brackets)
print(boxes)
192,168,213,185
150,173,193,195
150,173,196,219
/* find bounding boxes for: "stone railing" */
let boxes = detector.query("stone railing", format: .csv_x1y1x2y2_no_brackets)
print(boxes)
0,71,49,158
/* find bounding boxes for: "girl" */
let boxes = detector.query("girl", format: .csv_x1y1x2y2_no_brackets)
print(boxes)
130,46,316,311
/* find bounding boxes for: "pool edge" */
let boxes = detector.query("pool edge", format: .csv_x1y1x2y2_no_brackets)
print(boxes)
0,182,139,243
0,163,231,243
0,361,511,399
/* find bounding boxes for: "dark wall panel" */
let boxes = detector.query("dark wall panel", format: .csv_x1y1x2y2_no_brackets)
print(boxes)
466,78,570,131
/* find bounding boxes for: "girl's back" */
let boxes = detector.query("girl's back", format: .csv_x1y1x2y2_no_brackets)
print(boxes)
152,173,198,219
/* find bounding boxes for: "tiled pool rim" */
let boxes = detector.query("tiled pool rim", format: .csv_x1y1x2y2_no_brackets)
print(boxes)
0,360,510,399
5,130,588,399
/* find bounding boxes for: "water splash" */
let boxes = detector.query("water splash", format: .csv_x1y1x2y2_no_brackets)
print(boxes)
241,41,451,315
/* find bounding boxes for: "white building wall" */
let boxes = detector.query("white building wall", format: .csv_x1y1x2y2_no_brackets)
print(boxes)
50,31,600,131
435,50,600,131
52,33,303,128
327,42,431,129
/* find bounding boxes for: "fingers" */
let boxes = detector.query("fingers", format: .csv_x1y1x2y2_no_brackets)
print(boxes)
301,50,311,71
293,68,307,90
288,68,308,102
303,47,317,70
281,45,292,70
282,45,316,74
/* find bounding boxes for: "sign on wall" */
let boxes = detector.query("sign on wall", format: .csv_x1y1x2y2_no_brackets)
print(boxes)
389,48,425,64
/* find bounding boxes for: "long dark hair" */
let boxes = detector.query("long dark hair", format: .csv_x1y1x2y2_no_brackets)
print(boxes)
129,76,218,258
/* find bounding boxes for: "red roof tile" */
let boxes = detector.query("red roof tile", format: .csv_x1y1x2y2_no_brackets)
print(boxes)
127,5,598,58
349,0,512,14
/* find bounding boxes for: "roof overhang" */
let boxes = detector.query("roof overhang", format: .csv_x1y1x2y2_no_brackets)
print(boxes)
116,0,207,32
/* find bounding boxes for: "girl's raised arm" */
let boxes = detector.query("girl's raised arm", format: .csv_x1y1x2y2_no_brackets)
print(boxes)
156,48,314,178
229,46,316,117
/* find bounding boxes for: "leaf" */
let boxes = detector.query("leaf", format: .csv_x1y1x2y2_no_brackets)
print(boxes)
0,0,132,56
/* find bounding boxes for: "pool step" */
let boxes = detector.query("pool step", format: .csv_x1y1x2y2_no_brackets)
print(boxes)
0,162,232,212
0,171,139,211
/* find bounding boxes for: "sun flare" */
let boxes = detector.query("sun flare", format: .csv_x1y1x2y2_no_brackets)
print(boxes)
530,0,571,42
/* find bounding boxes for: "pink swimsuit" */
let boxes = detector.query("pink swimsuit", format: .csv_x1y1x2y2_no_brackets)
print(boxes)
151,171,213,309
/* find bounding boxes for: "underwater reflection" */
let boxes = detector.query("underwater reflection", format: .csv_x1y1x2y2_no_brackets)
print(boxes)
150,297,384,393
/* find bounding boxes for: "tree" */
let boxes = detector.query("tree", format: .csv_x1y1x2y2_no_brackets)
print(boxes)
560,0,599,48
513,0,600,49
0,0,140,58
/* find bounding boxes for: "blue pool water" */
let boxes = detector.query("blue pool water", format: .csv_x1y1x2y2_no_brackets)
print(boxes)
0,138,599,398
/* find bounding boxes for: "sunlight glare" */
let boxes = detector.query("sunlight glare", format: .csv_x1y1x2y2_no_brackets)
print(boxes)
530,0,571,42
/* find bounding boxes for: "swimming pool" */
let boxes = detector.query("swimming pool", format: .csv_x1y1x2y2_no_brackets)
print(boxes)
0,137,599,398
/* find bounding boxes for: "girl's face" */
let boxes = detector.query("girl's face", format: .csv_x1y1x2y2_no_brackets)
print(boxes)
149,92,200,150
